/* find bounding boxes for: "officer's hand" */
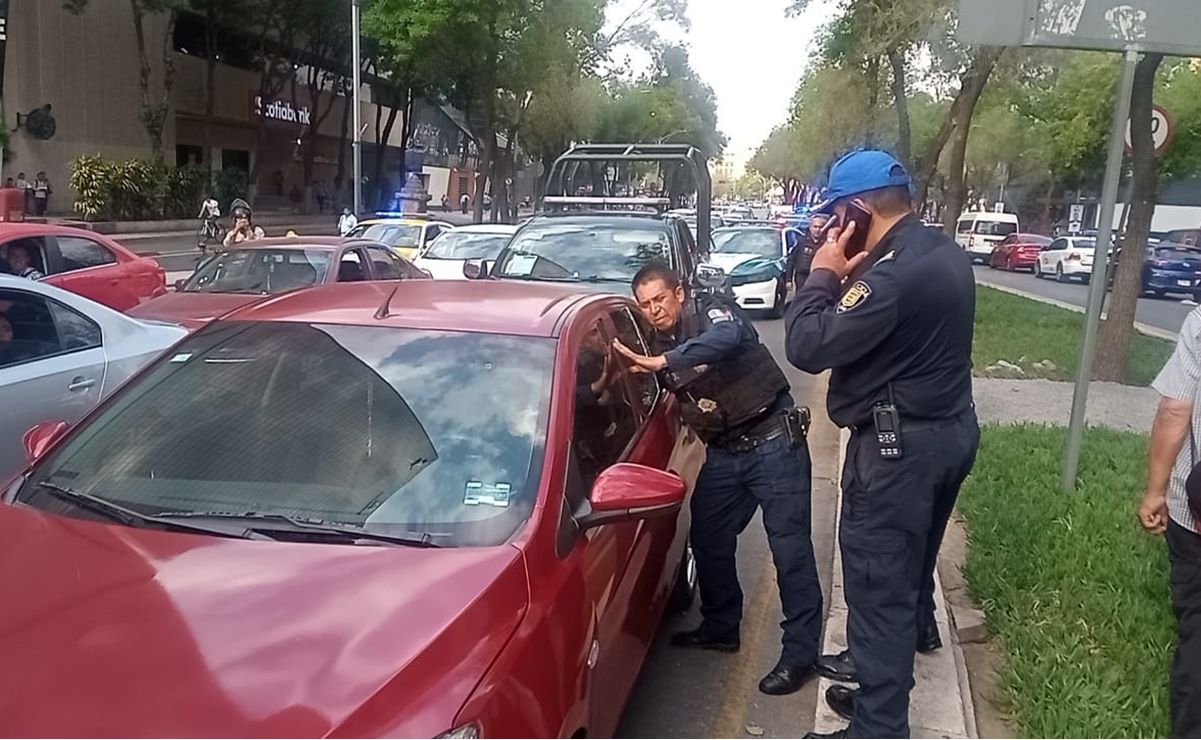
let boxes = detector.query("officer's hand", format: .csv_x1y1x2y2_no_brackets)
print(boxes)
1138,488,1168,534
810,221,870,280
612,338,667,373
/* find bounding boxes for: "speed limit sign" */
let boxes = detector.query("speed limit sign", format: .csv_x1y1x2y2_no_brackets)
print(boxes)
1125,104,1174,156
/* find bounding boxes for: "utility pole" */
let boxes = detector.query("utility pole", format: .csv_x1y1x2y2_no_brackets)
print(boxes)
351,0,362,216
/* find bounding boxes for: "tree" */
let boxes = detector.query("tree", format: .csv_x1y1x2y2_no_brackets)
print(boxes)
65,0,186,159
1095,52,1165,383
189,0,251,169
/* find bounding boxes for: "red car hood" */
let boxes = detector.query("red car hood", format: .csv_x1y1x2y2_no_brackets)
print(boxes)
127,292,263,331
0,504,528,737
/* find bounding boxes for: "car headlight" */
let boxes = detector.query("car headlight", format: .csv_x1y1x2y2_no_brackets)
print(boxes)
436,723,481,739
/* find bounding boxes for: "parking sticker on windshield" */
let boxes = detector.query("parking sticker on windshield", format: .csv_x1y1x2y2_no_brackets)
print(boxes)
169,352,193,363
464,481,513,508
506,254,537,276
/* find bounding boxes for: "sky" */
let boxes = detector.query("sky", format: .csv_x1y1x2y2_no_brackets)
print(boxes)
605,0,842,160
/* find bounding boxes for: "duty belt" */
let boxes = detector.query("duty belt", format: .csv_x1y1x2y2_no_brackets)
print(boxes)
715,423,788,454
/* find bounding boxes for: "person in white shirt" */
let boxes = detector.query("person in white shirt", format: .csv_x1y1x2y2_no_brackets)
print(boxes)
222,199,265,248
338,207,358,237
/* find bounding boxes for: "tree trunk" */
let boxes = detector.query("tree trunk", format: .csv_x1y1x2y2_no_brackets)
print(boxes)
334,88,352,208
888,47,911,170
202,5,218,169
1095,53,1165,382
864,56,880,148
942,118,973,237
916,47,1003,207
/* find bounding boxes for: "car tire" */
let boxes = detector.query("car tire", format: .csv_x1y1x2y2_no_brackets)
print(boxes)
1056,264,1066,283
1033,261,1042,279
1006,256,1016,272
767,280,786,319
670,543,698,612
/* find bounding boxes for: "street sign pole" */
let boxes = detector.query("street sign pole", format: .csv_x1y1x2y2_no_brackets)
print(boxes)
351,0,363,216
1060,48,1140,490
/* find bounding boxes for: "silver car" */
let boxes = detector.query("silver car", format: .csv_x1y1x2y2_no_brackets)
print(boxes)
0,274,186,477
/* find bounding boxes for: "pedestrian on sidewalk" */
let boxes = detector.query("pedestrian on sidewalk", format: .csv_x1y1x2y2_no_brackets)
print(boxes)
338,207,358,237
784,150,979,739
33,172,51,217
15,172,29,213
315,180,329,214
1139,309,1201,739
612,262,824,698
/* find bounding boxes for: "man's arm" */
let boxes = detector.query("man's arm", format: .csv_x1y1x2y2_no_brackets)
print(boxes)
663,314,744,370
1142,396,1191,533
784,267,898,373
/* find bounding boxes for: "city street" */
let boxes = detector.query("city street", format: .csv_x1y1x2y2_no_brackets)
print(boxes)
973,264,1194,335
618,319,841,739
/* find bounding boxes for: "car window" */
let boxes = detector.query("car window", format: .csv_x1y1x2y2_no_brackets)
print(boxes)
1047,239,1065,252
19,322,556,548
425,225,442,243
366,246,404,279
0,288,97,369
496,222,673,284
57,236,117,271
999,235,1014,247
572,322,638,490
785,230,801,249
712,229,782,257
182,248,331,294
337,249,368,283
422,231,512,260
609,307,660,416
956,220,973,234
974,221,1018,236
0,236,50,277
350,223,422,248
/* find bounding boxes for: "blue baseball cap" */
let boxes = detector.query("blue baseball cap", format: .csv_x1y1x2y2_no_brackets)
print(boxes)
813,149,912,214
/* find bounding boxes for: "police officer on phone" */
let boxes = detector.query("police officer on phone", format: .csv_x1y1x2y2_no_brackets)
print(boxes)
784,150,979,739
613,262,824,696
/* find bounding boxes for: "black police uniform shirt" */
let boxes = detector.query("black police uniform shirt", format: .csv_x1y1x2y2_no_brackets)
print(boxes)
655,293,792,431
784,213,974,428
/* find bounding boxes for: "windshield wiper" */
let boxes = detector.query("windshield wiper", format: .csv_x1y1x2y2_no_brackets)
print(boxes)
31,482,259,539
155,511,443,548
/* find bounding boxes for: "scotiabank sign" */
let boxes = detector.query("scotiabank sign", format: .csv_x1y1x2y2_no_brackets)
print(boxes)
249,94,312,127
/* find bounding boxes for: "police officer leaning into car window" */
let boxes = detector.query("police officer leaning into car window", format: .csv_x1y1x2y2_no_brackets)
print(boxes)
612,262,823,696
784,150,979,740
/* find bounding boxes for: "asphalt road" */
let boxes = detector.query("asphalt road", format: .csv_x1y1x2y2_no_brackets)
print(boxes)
618,319,840,739
973,264,1194,335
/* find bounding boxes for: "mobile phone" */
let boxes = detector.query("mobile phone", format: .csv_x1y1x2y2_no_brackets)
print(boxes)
842,201,873,258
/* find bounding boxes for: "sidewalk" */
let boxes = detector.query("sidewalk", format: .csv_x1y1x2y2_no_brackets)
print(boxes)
811,430,977,739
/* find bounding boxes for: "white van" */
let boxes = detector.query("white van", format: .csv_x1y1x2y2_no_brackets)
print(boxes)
955,212,1020,264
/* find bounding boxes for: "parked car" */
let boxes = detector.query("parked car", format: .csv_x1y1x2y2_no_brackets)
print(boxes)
954,211,1020,264
988,233,1053,271
1034,236,1100,282
0,280,703,738
489,212,709,295
1142,243,1201,300
0,274,185,478
0,224,166,311
413,224,517,280
128,237,428,330
348,217,456,260
707,225,801,317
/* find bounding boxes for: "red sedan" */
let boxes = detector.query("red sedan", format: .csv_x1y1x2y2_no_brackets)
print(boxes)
989,232,1053,271
0,280,704,738
0,224,166,310
128,236,430,330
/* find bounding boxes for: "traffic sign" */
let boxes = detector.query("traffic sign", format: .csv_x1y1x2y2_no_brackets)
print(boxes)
1069,203,1085,224
1125,104,1174,155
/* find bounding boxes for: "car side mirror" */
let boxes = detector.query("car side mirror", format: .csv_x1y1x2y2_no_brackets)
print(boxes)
696,263,727,290
463,259,495,280
578,463,688,531
174,278,187,291
23,420,69,464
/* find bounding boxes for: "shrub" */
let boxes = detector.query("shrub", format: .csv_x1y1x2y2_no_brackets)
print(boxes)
70,154,115,221
166,164,212,219
70,155,219,221
108,159,167,221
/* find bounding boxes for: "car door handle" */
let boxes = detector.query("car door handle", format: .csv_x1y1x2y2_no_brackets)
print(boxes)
68,377,97,392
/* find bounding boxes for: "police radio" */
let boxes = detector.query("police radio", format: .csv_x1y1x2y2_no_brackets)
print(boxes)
873,384,903,459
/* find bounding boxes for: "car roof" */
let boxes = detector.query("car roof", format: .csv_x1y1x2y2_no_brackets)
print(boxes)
358,217,446,226
223,236,347,250
521,213,672,229
442,224,518,235
219,279,619,338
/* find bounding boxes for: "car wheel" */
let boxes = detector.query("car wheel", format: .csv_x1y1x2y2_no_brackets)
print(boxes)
767,280,786,319
670,543,698,612
1056,264,1066,283
1006,256,1016,272
1033,261,1042,279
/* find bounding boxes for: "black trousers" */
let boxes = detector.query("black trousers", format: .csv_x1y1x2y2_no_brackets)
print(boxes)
690,435,823,666
841,412,979,739
1168,519,1201,738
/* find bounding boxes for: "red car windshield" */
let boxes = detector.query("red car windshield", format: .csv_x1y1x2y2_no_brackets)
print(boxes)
19,322,554,547
183,248,332,294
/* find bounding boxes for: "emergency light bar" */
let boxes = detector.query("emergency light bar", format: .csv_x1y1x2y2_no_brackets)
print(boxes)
542,196,671,210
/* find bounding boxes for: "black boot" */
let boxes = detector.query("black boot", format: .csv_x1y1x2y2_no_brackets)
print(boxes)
917,620,943,653
803,730,848,739
670,627,740,653
815,649,857,682
758,661,817,695
825,684,858,721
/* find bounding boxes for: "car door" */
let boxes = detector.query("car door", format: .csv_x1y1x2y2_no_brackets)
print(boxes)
0,287,105,477
46,234,138,310
363,244,403,281
994,234,1014,266
1042,238,1066,270
335,247,370,283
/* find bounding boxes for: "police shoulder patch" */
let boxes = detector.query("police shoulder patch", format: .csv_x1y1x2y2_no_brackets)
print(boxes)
837,281,872,314
707,307,735,324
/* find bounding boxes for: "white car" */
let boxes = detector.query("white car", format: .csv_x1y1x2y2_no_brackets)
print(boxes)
707,226,802,317
1034,236,1100,282
413,224,518,279
955,211,1020,264
0,274,186,478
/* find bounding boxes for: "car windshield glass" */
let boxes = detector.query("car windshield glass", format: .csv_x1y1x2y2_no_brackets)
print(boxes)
351,223,422,248
975,221,1018,236
1074,239,1097,249
182,249,331,293
423,231,511,260
1155,247,1201,259
711,229,780,257
494,223,672,282
19,322,554,547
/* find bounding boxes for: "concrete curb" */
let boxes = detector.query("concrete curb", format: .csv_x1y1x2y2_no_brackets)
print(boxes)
813,429,975,738
975,275,1179,341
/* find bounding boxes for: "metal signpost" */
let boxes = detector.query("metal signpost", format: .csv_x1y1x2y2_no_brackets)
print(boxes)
958,0,1201,489
351,0,363,216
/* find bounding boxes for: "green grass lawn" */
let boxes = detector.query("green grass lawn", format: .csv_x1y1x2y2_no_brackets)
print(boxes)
974,286,1174,386
958,424,1175,738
